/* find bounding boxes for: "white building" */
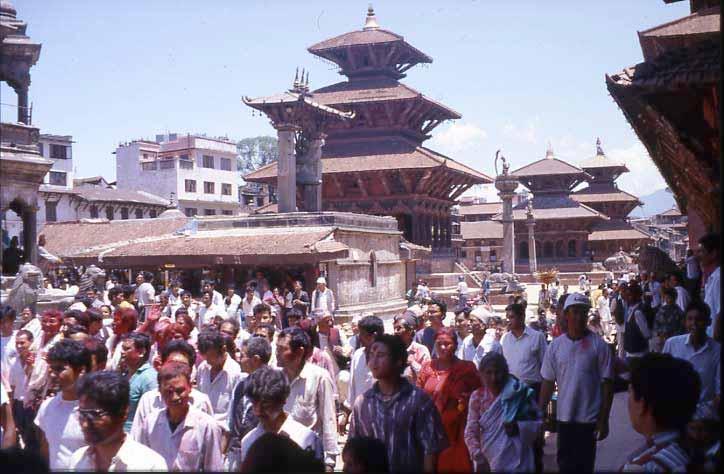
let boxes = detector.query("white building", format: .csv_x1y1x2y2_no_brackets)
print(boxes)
115,133,243,217
39,133,74,189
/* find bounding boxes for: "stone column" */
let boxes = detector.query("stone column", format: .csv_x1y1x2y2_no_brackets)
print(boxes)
495,172,518,274
526,207,537,273
276,125,296,213
445,215,452,247
16,85,29,124
298,132,324,212
22,206,38,264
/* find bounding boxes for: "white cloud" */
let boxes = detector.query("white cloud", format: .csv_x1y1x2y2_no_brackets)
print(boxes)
429,121,488,155
589,142,667,197
502,117,540,144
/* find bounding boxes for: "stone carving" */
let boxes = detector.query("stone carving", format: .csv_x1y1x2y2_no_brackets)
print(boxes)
636,245,678,276
78,264,107,295
603,250,635,273
6,263,42,314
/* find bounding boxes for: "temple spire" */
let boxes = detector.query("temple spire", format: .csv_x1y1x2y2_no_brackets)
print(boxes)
293,67,300,90
545,141,554,159
596,137,605,155
364,4,380,30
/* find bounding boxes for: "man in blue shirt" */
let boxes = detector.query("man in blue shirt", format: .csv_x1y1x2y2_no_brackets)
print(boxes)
119,332,157,432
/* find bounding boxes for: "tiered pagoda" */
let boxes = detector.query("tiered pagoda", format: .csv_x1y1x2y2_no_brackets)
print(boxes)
244,7,491,251
572,139,651,256
496,146,608,272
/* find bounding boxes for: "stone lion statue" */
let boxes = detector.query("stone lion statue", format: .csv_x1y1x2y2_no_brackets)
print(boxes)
78,265,107,295
603,251,634,273
637,245,678,276
6,263,43,315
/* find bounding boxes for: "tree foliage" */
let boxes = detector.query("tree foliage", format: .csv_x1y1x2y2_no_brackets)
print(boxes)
237,136,278,174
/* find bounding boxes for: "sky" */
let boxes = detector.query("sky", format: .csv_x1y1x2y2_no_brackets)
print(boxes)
1,0,691,203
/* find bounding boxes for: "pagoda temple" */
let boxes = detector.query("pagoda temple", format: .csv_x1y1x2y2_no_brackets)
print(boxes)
244,7,492,252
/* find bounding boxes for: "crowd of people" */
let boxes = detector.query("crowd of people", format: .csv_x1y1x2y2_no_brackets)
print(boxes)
0,232,720,472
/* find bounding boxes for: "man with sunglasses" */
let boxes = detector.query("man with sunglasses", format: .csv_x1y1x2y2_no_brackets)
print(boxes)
69,371,167,471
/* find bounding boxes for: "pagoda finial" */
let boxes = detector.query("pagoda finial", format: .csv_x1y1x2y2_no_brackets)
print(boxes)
364,4,380,30
596,137,604,155
293,67,300,90
545,141,554,159
304,70,310,92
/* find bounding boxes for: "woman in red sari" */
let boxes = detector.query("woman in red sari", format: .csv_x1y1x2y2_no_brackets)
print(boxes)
418,327,481,472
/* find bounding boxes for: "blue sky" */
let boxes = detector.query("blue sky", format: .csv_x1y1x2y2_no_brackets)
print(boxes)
2,0,690,200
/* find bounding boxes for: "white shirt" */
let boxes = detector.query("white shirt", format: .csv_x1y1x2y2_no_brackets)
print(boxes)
69,435,168,471
136,282,156,308
130,387,214,440
1,331,17,387
501,326,547,385
240,415,323,466
34,394,86,470
457,334,478,361
674,286,690,313
241,296,262,318
0,383,8,445
457,281,469,295
597,295,611,321
131,405,223,471
311,288,335,315
285,362,339,466
224,293,242,319
8,356,46,401
625,303,652,358
663,334,720,404
686,255,701,280
211,290,224,308
197,304,224,326
651,280,662,309
196,355,243,431
704,267,720,337
472,330,503,369
541,331,614,423
347,348,374,409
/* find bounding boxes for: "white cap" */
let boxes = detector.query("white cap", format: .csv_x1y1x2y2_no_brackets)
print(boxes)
563,292,591,311
316,277,326,285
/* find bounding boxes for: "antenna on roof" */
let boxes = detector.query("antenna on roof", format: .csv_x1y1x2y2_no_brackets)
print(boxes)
596,137,604,155
364,4,380,30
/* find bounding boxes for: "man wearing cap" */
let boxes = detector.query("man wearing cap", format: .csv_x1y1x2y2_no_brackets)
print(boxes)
539,292,614,474
311,277,335,322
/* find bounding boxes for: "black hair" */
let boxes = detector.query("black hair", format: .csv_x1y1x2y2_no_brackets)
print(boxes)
685,300,712,321
698,233,720,255
121,285,134,298
47,339,92,371
242,336,272,364
63,324,89,338
428,298,447,316
241,432,324,473
478,351,509,374
85,308,103,324
256,322,276,339
108,286,123,300
278,327,312,355
157,360,192,384
180,290,193,298
197,329,225,354
343,437,390,473
661,287,677,299
201,290,212,299
630,352,700,432
505,303,525,319
84,338,108,368
245,366,290,405
77,370,130,418
373,334,408,376
219,317,240,336
120,332,152,362
161,339,197,366
358,315,384,336
0,305,17,322
16,329,34,341
286,307,304,320
253,303,271,316
63,309,84,321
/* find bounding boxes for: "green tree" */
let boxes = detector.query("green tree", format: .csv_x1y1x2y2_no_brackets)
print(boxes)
237,136,278,174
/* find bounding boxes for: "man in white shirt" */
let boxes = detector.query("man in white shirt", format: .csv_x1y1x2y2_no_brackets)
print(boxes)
223,285,242,320
132,361,223,471
8,329,47,451
668,273,690,314
241,287,262,329
501,303,547,399
276,326,338,470
239,366,323,466
343,315,383,422
196,329,243,431
134,273,156,321
1,307,18,388
165,282,183,318
597,288,612,340
197,290,224,328
539,293,614,473
393,313,431,385
663,301,720,419
203,281,225,308
311,277,335,321
472,316,503,368
697,233,720,337
69,371,167,471
34,340,90,470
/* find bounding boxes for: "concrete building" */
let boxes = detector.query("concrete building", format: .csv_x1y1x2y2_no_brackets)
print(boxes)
38,133,73,189
115,133,243,217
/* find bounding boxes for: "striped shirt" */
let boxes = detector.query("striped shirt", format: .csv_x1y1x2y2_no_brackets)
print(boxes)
621,431,689,472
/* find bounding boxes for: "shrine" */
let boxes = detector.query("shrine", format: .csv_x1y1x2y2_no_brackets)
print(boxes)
244,7,492,256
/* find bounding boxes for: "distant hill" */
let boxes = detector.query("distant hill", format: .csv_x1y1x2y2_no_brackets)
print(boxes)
629,188,676,218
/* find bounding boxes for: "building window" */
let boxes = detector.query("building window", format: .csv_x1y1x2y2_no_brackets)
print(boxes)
45,201,57,222
243,195,254,205
135,208,143,219
49,171,67,186
185,180,197,193
159,159,175,169
204,209,216,216
568,240,577,257
149,210,157,218
256,197,265,207
50,144,68,159
120,207,129,219
185,208,198,217
221,210,233,216
38,142,44,156
369,251,378,288
221,183,232,196
105,206,114,220
202,155,214,169
220,157,231,171
141,161,157,171
204,182,215,194
90,205,99,218
142,153,148,159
